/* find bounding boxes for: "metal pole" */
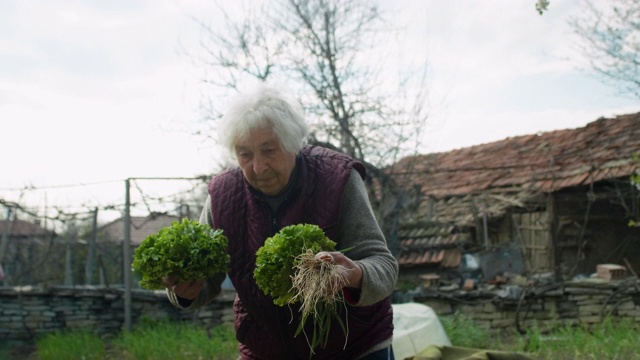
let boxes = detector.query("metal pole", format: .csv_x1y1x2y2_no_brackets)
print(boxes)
65,239,73,286
120,176,204,331
123,179,132,331
0,207,12,263
85,208,97,285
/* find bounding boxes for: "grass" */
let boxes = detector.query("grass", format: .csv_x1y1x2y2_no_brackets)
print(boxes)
0,341,12,359
111,319,237,360
440,313,640,359
524,317,640,359
6,315,639,359
20,319,238,360
439,312,495,349
36,330,105,360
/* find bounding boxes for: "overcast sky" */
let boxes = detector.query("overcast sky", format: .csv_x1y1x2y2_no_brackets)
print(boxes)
1,0,638,222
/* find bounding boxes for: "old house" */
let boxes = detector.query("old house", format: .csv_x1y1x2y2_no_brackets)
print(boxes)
0,217,56,285
99,212,181,245
389,112,640,288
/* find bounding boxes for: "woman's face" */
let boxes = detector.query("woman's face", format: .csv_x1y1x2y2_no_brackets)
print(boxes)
234,127,296,196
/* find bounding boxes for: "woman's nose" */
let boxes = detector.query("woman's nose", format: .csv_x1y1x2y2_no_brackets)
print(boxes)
252,155,268,173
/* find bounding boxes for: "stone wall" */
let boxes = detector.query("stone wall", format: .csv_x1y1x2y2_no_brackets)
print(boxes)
0,286,234,342
414,278,640,332
2,278,639,343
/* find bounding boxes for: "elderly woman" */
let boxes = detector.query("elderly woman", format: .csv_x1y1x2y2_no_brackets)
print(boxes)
165,85,398,360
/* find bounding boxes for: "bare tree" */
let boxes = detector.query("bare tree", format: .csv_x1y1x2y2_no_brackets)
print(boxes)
188,0,429,250
570,0,640,99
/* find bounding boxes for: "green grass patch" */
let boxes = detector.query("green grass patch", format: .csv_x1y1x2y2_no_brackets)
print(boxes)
440,313,640,359
36,330,105,360
440,313,496,349
27,320,237,360
0,341,12,359
24,314,640,359
111,319,238,360
524,317,640,359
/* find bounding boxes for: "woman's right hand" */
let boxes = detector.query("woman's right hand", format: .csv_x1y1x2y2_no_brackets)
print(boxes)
162,275,206,300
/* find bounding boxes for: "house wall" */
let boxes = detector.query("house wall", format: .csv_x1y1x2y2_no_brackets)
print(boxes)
554,185,640,279
0,286,234,342
481,182,640,280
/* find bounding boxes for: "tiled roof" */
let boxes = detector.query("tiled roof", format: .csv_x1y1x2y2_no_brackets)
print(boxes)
396,222,471,267
389,112,640,197
402,190,547,228
0,219,53,238
392,112,640,267
99,213,182,245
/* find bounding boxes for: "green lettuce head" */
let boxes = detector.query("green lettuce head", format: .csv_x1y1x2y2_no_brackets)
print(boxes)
132,218,230,290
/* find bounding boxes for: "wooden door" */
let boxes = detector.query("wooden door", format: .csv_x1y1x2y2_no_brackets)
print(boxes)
512,211,552,273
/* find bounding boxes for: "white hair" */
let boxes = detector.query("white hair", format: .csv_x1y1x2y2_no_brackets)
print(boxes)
218,84,309,156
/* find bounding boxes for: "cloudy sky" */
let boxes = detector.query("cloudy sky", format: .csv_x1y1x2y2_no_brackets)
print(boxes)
1,0,638,221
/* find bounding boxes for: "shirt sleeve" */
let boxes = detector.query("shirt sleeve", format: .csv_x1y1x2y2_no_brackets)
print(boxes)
337,169,399,307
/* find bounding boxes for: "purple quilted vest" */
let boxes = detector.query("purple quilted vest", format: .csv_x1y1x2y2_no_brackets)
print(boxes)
208,145,393,360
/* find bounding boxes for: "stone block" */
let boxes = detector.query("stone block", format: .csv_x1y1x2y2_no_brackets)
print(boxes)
24,315,53,322
1,310,27,316
579,315,601,324
6,322,26,329
482,303,495,313
490,319,515,328
618,309,640,317
65,319,98,327
421,299,453,315
578,304,603,315
615,301,636,310
557,301,578,312
474,320,491,329
473,313,503,321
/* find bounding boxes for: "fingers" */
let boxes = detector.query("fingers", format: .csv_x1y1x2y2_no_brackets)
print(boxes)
315,251,363,289
172,279,205,300
315,251,334,263
162,275,179,289
161,276,206,300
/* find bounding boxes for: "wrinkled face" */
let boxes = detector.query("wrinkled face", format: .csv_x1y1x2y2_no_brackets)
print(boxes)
234,127,296,196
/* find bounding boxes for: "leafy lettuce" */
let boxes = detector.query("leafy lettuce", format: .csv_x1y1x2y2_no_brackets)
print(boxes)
254,223,336,305
132,218,230,290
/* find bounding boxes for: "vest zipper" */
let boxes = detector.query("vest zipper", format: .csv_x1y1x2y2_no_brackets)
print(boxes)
271,216,279,234
269,196,288,235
